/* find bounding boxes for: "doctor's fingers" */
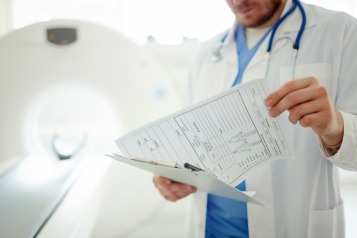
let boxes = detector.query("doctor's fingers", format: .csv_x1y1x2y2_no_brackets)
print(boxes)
265,77,320,108
158,188,180,202
159,190,194,201
153,175,196,193
163,195,180,202
153,175,172,187
299,111,330,131
268,85,326,118
288,100,327,124
165,182,196,193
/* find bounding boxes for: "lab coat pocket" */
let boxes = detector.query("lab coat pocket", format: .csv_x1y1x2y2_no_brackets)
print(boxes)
280,63,331,89
308,202,345,238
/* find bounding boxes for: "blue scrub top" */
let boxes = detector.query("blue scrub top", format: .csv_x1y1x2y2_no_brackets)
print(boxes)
205,24,270,238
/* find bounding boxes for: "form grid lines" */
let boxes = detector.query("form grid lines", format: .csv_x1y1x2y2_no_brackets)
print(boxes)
118,79,293,187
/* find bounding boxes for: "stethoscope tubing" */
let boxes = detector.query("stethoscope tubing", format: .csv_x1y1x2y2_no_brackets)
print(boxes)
212,0,307,81
268,0,297,52
265,0,306,79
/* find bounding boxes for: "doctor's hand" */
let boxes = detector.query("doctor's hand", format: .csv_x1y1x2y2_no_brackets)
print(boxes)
153,175,197,202
265,77,344,155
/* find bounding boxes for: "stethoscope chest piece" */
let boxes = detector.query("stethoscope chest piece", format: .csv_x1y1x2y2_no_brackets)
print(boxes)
211,42,223,63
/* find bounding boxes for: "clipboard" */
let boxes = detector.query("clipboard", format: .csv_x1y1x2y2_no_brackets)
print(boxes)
107,155,264,206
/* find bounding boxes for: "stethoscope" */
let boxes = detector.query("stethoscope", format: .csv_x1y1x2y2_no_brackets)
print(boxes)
211,0,306,81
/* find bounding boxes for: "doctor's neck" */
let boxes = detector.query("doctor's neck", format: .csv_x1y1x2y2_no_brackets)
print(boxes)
226,0,287,28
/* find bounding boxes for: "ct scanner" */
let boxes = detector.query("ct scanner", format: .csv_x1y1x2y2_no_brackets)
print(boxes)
0,20,189,238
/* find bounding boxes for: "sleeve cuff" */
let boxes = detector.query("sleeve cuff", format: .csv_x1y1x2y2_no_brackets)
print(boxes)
318,111,357,169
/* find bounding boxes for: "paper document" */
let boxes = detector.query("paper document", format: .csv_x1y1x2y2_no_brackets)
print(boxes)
116,78,294,187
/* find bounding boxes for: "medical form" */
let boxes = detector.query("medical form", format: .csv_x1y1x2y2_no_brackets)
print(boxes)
116,78,294,187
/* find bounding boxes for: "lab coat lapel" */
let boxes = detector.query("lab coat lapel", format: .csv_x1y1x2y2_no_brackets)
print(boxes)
243,34,273,80
243,33,287,82
219,21,239,91
220,49,238,91
192,53,237,103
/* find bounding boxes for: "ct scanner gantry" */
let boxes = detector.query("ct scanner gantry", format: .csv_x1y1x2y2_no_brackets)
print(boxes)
0,19,182,238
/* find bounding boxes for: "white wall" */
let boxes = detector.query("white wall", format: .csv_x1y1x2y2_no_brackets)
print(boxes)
0,0,12,37
7,0,357,45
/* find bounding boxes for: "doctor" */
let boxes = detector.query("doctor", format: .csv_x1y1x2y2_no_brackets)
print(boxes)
153,0,357,237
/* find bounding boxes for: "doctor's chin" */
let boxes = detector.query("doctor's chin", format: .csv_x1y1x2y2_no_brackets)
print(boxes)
0,0,356,238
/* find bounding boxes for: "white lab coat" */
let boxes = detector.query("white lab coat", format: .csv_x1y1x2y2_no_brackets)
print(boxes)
184,1,357,238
